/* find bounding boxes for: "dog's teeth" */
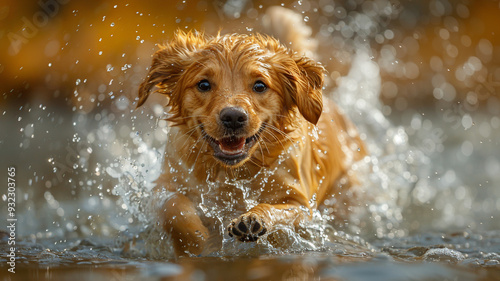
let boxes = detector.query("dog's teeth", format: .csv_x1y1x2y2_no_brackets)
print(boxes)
219,137,246,155
219,144,244,155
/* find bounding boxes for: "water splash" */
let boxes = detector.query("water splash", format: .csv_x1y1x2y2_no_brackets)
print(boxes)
106,132,164,225
101,51,413,257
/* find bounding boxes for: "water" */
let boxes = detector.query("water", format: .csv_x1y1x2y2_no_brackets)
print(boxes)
1,0,500,280
2,53,499,279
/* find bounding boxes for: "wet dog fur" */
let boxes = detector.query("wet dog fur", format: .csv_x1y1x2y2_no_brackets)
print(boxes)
137,27,366,256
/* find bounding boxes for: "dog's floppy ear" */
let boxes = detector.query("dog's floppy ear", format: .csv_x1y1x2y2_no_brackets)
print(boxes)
292,56,324,125
274,53,324,125
137,30,205,107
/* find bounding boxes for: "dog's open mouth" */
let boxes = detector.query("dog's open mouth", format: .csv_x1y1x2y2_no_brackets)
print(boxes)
218,136,247,155
201,126,262,166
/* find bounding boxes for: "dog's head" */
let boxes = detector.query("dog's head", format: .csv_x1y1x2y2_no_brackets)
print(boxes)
138,30,324,167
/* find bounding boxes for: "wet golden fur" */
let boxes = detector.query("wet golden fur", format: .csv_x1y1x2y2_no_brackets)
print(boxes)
138,30,366,256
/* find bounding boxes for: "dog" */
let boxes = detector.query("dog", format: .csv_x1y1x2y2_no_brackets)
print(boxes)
137,13,366,257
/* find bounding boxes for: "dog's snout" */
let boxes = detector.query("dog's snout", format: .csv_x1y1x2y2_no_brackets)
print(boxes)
220,107,248,130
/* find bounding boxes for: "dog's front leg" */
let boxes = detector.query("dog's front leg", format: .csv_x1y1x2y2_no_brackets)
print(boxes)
159,193,209,256
227,203,307,242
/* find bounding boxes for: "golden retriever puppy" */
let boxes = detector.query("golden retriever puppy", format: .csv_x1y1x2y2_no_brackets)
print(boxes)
137,29,366,256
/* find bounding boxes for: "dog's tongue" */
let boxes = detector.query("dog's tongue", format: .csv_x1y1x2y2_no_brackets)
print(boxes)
219,137,245,155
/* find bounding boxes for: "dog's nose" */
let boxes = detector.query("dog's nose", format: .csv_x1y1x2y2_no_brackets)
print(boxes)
220,107,248,130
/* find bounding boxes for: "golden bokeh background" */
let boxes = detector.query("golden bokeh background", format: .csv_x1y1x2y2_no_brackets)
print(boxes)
1,0,499,113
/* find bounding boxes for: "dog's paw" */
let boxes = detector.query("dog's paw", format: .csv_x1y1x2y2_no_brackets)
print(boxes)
228,213,267,242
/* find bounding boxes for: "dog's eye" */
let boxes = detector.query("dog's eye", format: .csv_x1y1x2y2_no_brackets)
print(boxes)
197,80,211,92
253,81,267,93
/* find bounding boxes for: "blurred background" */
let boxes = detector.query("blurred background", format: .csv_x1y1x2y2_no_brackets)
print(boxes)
1,0,499,240
2,0,499,109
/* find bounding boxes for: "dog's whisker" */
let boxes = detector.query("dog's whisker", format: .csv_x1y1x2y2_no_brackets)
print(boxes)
261,127,288,151
176,125,202,148
226,166,234,179
171,122,201,142
191,138,209,173
258,135,272,155
182,133,207,163
264,122,293,140
247,157,264,169
175,127,207,158
164,114,210,121
176,114,209,119
262,122,295,147
241,163,253,177
256,140,266,166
